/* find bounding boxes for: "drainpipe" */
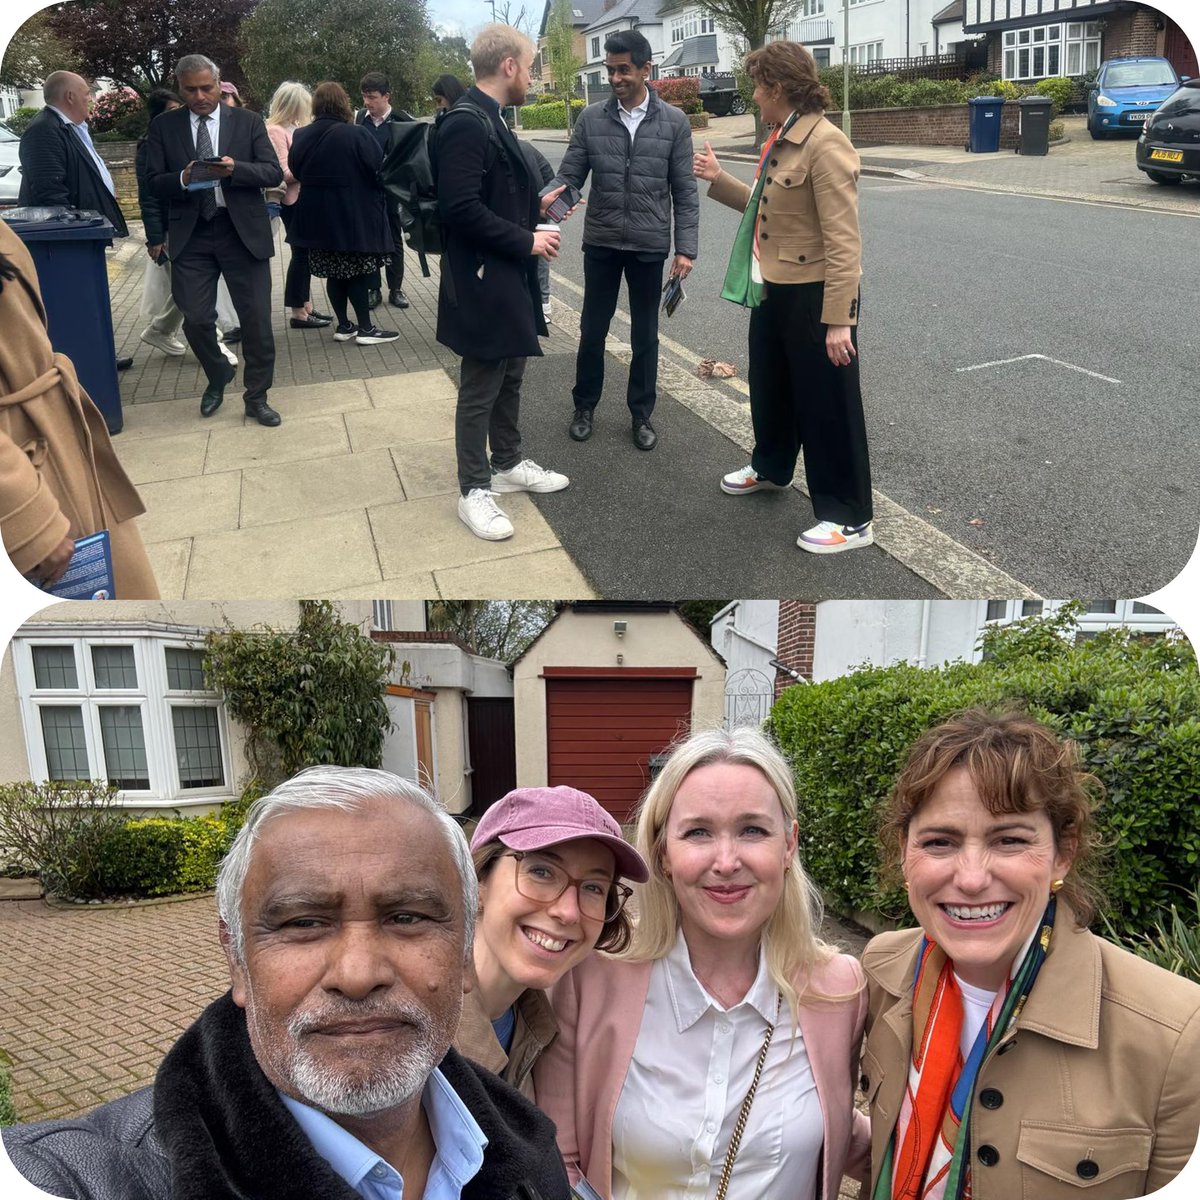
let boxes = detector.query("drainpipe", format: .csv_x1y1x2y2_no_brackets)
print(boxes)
906,0,911,59
916,600,932,669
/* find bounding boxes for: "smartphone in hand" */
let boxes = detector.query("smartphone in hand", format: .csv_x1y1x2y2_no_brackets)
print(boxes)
543,183,581,223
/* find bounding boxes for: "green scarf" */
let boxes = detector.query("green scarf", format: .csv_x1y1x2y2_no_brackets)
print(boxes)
719,112,797,310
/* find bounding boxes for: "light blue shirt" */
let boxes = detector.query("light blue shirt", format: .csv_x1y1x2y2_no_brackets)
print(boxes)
278,1068,487,1200
48,104,115,195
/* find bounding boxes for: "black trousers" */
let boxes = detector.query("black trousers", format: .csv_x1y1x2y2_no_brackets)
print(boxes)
572,245,663,420
171,210,275,405
748,281,872,526
456,355,525,494
370,201,405,293
278,201,310,309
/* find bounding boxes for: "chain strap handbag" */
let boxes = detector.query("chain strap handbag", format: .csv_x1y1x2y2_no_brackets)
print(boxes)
713,991,782,1200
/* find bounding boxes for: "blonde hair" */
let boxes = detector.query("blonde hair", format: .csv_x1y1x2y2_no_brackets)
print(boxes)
267,81,313,128
627,726,852,1026
471,23,534,79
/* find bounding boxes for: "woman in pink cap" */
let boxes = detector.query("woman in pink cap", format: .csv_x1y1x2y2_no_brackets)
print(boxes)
457,785,649,1100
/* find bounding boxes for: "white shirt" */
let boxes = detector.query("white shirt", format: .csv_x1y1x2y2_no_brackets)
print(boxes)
186,104,226,208
366,105,393,126
616,89,650,141
611,931,823,1200
49,104,115,195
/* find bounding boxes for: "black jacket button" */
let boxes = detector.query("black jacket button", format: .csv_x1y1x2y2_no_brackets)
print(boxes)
797,255,805,262
979,1088,1003,1109
765,176,773,185
860,1074,869,1092
770,157,778,166
1077,1160,1100,1180
977,1145,999,1167
784,176,792,184
760,232,768,240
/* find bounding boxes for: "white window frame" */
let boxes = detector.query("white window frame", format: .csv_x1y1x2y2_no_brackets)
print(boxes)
15,629,234,806
974,600,1176,660
1004,20,1092,80
591,36,601,59
847,41,884,65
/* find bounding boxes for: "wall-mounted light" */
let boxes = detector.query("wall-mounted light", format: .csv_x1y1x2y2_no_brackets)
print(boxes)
613,621,627,638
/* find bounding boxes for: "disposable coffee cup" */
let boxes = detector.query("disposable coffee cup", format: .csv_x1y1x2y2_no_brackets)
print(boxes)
535,223,560,233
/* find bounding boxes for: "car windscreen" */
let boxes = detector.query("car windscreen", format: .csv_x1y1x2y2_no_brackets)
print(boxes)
1105,63,1177,87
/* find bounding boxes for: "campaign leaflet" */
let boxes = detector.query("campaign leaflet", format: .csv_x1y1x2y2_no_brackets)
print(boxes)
34,530,116,600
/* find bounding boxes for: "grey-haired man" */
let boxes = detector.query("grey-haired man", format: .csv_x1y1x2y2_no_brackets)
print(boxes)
2,767,571,1200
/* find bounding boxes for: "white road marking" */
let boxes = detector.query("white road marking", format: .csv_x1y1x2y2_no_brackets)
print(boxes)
548,270,1040,599
956,353,1121,384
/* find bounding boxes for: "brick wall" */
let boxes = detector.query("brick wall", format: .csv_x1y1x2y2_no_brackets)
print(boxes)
826,101,1021,148
774,601,816,698
1104,9,1162,58
97,141,140,218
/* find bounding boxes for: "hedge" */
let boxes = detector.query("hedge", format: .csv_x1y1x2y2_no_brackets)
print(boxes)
767,614,1199,942
95,813,237,897
0,1050,16,1126
518,99,585,129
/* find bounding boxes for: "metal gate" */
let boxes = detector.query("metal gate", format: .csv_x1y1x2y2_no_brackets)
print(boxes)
724,668,773,729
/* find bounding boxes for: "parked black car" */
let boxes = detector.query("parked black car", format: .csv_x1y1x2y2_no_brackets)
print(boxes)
699,75,747,117
1136,78,1200,185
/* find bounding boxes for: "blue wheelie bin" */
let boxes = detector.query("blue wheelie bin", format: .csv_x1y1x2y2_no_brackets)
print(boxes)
966,97,1005,153
2,206,124,435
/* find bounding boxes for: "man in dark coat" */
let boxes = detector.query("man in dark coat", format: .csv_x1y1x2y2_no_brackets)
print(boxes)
436,24,570,543
556,28,700,451
145,53,284,426
356,70,414,310
19,70,133,371
2,766,572,1200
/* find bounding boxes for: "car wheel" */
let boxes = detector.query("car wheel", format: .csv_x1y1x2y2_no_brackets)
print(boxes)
1088,117,1104,139
1145,169,1181,185
730,95,747,116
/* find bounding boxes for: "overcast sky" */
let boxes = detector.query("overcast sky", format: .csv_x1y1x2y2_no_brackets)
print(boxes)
428,0,541,41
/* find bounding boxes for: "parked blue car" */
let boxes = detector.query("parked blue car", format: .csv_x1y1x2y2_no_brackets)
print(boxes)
1088,57,1184,138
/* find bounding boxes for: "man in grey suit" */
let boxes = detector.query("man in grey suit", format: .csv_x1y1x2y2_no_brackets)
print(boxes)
145,54,284,425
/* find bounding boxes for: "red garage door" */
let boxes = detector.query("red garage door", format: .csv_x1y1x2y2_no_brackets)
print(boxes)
545,671,695,823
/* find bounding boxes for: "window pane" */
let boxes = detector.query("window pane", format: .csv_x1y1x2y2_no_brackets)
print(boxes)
1048,25,1059,38
1021,600,1045,616
1131,602,1161,615
1048,44,1060,75
986,600,1007,621
98,706,150,790
1085,41,1099,72
1019,47,1030,77
1084,600,1117,614
32,646,78,689
1005,30,1015,45
1067,42,1081,74
166,647,208,691
1004,49,1015,78
1033,27,1045,41
1033,46,1044,76
40,707,89,779
172,707,225,788
92,645,137,689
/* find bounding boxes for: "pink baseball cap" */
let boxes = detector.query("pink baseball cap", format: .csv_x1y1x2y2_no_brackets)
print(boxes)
471,786,649,883
220,81,240,97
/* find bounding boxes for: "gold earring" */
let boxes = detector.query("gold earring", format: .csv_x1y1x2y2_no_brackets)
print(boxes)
1051,878,1065,894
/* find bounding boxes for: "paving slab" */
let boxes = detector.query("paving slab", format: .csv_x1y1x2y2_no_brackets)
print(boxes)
365,369,459,407
139,537,193,599
346,396,460,451
115,430,211,486
184,510,381,597
264,378,373,419
389,439,459,500
135,472,242,543
240,448,406,527
435,548,595,598
325,572,440,598
204,413,351,474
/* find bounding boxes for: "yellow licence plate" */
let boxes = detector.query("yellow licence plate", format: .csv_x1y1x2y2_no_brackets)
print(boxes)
1150,149,1184,163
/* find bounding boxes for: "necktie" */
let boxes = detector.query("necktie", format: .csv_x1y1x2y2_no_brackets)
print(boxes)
194,115,218,221
72,121,115,195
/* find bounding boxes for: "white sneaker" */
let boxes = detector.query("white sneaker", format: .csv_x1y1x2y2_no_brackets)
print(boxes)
721,464,793,495
797,519,874,554
543,303,553,324
458,488,514,541
217,340,238,366
140,327,186,356
491,459,569,494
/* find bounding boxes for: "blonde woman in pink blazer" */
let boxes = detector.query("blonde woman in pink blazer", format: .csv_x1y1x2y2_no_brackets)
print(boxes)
534,726,870,1200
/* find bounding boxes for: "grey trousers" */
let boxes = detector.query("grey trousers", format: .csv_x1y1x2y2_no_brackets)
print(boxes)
456,355,526,495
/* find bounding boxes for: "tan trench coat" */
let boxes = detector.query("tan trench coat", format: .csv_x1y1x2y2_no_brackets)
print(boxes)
706,109,862,326
0,221,157,598
454,983,558,1103
862,911,1200,1200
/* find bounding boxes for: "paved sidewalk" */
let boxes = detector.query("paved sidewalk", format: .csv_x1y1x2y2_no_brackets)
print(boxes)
0,891,869,1125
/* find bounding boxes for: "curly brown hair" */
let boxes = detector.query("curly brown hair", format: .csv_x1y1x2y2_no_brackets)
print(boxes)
312,80,353,122
472,840,634,954
879,708,1104,927
743,40,830,114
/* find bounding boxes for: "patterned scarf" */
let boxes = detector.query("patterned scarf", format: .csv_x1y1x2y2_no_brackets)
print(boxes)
872,897,1057,1200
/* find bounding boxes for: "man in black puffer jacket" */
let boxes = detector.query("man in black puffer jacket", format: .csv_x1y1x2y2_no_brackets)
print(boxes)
3,766,571,1200
556,28,699,452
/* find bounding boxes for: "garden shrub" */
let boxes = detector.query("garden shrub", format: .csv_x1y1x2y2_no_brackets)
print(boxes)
95,813,234,898
1108,889,1200,984
0,1050,16,1126
89,86,142,134
768,611,1200,944
4,106,40,135
1034,75,1073,114
519,99,585,129
651,77,701,113
0,780,124,899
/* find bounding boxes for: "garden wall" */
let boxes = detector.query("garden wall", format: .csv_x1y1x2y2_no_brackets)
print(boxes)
825,102,1021,149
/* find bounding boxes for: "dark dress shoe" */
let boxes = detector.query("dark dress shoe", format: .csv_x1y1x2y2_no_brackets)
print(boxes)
245,400,282,427
200,384,224,417
309,310,332,322
368,289,381,310
632,419,658,451
116,356,133,371
290,314,332,329
569,408,594,442
388,288,410,309
221,327,242,344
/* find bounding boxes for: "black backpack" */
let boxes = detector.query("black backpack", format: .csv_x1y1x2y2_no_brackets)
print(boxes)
379,103,506,277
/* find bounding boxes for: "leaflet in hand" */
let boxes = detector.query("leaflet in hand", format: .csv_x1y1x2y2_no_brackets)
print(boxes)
187,160,223,191
571,1178,605,1200
33,530,116,599
661,272,686,318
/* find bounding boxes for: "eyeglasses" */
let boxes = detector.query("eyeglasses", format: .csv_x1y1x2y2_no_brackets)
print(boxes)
508,851,633,922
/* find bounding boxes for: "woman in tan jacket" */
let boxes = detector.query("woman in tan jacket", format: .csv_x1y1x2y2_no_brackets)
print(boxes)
863,709,1200,1200
0,220,157,597
455,785,648,1099
694,41,873,555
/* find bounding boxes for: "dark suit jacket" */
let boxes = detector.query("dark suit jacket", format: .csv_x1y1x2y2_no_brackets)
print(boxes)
435,87,544,361
17,107,129,237
144,105,282,259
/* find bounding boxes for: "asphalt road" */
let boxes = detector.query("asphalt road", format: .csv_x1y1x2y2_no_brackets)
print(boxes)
530,142,1200,598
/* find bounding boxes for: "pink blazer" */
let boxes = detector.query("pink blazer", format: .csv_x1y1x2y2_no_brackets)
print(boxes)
266,122,300,206
533,950,871,1200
